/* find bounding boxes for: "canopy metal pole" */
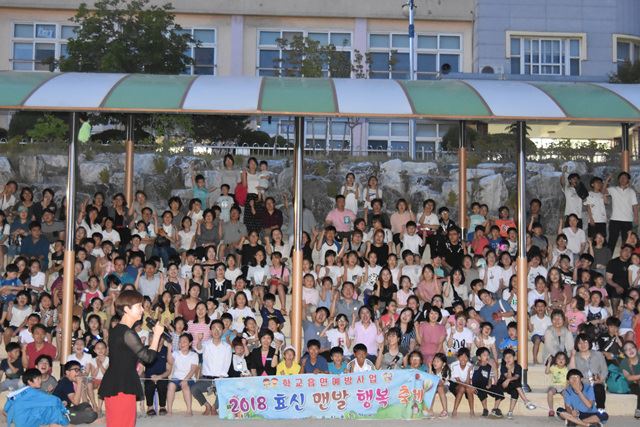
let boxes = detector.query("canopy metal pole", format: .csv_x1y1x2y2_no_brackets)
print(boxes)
61,112,78,363
124,114,135,205
291,116,304,361
407,0,416,160
622,122,630,173
458,121,467,237
515,120,530,391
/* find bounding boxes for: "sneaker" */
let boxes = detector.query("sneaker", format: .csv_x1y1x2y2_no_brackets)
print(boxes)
548,410,555,417
525,401,537,410
489,409,503,419
482,409,489,417
506,411,513,420
635,408,640,419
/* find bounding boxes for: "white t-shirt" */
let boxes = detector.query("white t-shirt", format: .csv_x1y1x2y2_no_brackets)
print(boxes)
87,357,110,380
18,328,33,345
101,229,121,246
445,327,474,354
563,184,583,217
402,233,423,255
178,230,195,251
402,265,422,288
584,192,607,223
562,227,586,255
450,361,473,382
530,314,552,336
319,265,342,286
228,307,255,333
9,306,32,328
171,350,199,380
29,271,46,291
481,265,502,293
608,186,638,222
527,265,548,290
527,289,547,308
318,242,339,266
363,265,382,292
345,265,364,285
67,352,93,369
225,268,243,284
325,328,351,356
418,212,439,228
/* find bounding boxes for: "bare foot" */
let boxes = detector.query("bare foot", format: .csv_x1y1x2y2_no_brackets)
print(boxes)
202,407,211,416
186,411,193,416
452,411,458,417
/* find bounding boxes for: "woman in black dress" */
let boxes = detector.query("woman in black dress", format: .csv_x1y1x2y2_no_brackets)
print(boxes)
99,290,164,426
248,330,278,376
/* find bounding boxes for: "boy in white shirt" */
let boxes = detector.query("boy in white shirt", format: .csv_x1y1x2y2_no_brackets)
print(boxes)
26,259,46,295
400,221,424,256
215,184,235,223
584,176,609,240
528,299,551,365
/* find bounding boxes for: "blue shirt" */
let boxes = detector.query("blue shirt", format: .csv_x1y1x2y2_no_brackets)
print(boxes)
303,355,328,373
20,235,50,269
328,361,347,374
563,383,597,413
479,299,510,346
499,337,518,352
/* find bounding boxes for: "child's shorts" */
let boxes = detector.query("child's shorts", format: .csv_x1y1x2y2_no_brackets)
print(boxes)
530,334,544,343
170,379,195,391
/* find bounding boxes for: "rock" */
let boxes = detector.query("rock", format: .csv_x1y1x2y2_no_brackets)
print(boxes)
561,161,587,175
0,157,14,184
79,162,110,185
402,162,437,175
38,154,67,169
477,174,508,211
19,155,43,183
526,163,555,174
449,168,494,179
133,153,157,176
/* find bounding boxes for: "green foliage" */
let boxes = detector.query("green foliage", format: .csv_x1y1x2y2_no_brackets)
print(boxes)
239,129,272,146
441,125,479,151
191,115,249,142
90,128,153,144
610,60,640,83
59,0,193,73
99,168,110,184
275,35,352,78
272,135,289,147
441,126,536,162
9,112,48,139
26,114,69,142
153,155,168,174
0,128,7,140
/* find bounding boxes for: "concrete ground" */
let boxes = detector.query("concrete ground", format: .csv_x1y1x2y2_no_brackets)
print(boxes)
96,415,633,426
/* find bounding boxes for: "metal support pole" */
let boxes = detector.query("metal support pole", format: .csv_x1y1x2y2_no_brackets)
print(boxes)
458,121,467,237
515,121,530,391
291,117,304,361
61,112,78,363
622,122,631,173
124,114,135,206
407,0,416,160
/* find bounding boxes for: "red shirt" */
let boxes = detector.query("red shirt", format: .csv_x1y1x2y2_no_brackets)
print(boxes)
470,236,489,255
25,342,57,368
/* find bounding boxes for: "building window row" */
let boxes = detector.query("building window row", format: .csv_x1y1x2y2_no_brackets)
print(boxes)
12,23,78,71
175,28,216,75
509,36,581,76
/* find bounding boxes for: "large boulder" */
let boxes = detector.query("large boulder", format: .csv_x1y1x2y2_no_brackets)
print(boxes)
0,157,15,184
477,174,508,211
19,155,43,183
79,162,110,185
39,154,68,169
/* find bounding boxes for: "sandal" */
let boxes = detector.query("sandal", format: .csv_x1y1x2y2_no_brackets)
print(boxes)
525,401,537,410
146,409,156,416
439,411,449,418
158,408,168,416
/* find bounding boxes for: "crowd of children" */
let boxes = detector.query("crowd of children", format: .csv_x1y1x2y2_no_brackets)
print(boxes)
0,158,638,423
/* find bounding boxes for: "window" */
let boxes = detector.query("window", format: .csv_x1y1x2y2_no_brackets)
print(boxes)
258,117,351,150
367,33,462,79
509,36,581,76
615,36,640,64
11,23,77,71
367,120,448,155
175,28,216,75
257,30,352,77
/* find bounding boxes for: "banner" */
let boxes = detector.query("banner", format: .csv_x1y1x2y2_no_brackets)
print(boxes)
215,369,439,420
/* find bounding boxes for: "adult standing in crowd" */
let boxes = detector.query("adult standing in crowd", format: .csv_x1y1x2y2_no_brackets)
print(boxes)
607,171,639,251
99,290,164,426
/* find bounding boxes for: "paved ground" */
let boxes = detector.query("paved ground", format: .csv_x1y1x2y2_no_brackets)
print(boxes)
90,414,632,426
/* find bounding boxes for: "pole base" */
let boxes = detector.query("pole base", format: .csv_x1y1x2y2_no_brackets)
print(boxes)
521,369,531,393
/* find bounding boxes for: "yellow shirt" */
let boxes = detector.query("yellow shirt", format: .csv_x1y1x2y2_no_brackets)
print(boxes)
276,360,301,375
549,365,568,387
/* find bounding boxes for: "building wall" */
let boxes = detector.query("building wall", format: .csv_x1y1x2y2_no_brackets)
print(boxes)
474,0,640,77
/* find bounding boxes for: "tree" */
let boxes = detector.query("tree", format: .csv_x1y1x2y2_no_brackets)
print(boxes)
26,114,69,142
59,0,193,73
274,35,352,78
610,60,640,83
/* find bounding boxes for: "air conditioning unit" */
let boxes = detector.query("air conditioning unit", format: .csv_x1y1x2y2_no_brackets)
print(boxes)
479,64,505,78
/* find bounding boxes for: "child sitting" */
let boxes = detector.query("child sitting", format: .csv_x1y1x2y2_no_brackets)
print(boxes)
276,346,301,375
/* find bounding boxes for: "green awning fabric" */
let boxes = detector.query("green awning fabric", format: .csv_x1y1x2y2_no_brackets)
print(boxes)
3,70,640,122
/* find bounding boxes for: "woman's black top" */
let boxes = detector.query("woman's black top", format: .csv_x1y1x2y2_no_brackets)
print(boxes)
370,243,389,266
247,347,277,376
98,323,157,400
